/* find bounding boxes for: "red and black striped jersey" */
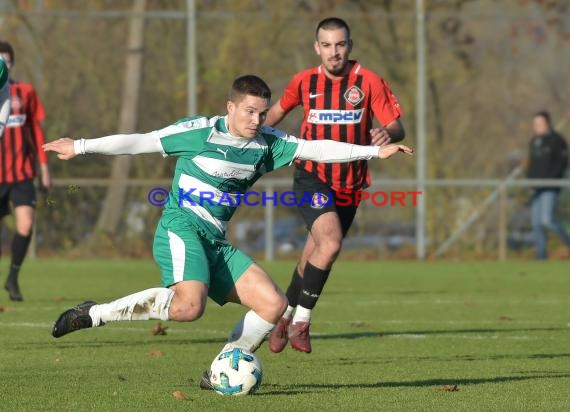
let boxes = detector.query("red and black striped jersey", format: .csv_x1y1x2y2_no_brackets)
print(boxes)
1,80,48,184
279,60,402,191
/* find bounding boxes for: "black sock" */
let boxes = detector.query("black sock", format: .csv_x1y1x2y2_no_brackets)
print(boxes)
8,233,32,283
285,267,303,307
297,262,331,310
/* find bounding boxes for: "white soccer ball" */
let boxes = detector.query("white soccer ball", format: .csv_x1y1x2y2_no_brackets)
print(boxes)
209,347,263,396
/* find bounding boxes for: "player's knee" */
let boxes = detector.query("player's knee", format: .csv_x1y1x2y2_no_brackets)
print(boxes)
16,227,33,237
168,300,205,322
267,291,288,320
318,237,342,260
181,305,205,321
16,221,33,237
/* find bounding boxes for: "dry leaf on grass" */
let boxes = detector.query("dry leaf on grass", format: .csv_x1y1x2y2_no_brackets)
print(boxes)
52,296,65,303
152,322,168,335
440,385,459,392
0,306,5,313
172,391,188,400
498,315,513,321
147,350,163,357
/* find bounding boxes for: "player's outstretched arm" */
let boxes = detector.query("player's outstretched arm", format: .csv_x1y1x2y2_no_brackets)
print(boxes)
295,139,412,163
43,132,164,160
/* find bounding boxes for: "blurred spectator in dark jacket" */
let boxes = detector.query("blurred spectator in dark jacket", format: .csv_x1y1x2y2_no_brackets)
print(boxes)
527,111,570,259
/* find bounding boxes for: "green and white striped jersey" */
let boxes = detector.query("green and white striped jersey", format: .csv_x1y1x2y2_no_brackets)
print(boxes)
159,115,300,241
0,57,10,136
77,112,379,240
0,58,8,89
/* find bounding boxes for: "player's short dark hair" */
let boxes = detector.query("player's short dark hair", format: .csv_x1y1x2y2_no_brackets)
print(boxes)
534,110,551,125
315,17,351,39
0,40,15,64
229,75,271,103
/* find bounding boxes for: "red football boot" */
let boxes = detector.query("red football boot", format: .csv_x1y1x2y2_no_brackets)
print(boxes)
268,317,291,353
288,321,312,353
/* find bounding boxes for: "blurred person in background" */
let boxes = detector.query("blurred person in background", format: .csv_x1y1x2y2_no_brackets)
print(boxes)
0,41,51,301
527,111,570,260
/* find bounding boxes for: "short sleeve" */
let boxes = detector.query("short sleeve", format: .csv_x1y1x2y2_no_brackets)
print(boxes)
261,127,302,173
279,72,303,113
158,116,212,157
371,77,402,126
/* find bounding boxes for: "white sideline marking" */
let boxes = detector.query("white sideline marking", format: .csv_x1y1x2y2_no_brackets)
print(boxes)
353,299,566,305
318,319,562,325
385,334,426,339
310,332,560,341
0,322,566,342
0,322,226,335
382,334,558,341
0,322,52,328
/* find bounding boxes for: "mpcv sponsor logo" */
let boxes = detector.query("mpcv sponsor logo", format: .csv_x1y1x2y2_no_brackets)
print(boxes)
307,109,364,124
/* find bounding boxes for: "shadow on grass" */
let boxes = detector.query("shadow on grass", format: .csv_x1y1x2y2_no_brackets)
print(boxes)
313,326,565,341
261,373,570,395
315,352,570,367
35,337,228,349
34,326,564,350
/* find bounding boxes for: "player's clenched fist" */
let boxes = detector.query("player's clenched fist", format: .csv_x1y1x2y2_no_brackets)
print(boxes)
43,137,77,160
370,128,392,146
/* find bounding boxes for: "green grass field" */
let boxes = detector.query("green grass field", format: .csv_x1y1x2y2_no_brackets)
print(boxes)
1,260,569,411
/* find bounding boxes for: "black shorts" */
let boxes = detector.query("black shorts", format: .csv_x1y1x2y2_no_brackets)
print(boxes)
0,180,37,218
293,168,359,237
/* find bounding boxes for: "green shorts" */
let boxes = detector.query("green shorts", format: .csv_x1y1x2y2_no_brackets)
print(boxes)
153,216,254,306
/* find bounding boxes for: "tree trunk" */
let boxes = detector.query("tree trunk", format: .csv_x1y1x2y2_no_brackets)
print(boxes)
95,0,146,235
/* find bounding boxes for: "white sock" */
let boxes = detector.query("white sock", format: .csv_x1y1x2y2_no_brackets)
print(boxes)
89,288,174,326
282,305,294,320
292,305,311,324
224,310,275,353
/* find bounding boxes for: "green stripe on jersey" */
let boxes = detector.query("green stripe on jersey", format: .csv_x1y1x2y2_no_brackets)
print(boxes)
0,58,8,89
159,115,300,241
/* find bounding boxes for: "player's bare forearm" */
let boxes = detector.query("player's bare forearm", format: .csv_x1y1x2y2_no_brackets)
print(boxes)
264,102,287,127
385,119,405,142
370,119,406,146
39,163,52,191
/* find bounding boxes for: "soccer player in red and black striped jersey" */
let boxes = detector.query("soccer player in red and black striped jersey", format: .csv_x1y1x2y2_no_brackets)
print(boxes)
0,41,51,301
265,17,405,353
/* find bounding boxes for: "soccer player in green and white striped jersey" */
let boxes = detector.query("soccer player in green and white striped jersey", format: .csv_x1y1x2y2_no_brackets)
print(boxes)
44,75,412,385
0,56,10,137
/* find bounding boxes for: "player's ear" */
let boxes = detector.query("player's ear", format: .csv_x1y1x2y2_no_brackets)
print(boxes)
227,100,235,115
348,38,353,53
313,40,321,56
